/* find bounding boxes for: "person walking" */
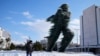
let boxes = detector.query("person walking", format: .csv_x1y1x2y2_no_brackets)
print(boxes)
26,40,33,56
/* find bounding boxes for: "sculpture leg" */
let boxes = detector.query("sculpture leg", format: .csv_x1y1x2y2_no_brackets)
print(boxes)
59,28,74,52
47,25,61,51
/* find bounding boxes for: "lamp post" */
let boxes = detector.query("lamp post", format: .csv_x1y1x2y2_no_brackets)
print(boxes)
74,29,79,45
74,28,79,52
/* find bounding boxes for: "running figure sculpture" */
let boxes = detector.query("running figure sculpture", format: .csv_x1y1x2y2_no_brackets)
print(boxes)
46,4,74,52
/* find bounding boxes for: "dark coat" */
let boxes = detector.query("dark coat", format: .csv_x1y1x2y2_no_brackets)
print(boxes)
26,40,33,53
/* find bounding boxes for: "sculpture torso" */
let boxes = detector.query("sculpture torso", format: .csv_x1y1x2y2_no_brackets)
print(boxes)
48,9,70,28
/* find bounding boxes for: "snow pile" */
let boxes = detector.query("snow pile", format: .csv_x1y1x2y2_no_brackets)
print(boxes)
0,51,96,56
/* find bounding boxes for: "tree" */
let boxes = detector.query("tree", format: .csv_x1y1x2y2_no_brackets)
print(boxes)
33,41,43,51
10,43,15,50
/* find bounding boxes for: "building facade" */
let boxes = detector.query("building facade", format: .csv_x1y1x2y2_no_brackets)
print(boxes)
0,27,11,49
80,5,100,47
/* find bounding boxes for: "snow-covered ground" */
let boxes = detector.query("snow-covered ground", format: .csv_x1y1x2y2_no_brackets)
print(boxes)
0,50,97,56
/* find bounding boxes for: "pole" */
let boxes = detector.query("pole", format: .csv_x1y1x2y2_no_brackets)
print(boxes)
74,28,79,52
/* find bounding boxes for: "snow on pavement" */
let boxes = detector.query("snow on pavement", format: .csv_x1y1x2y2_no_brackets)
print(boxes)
0,51,97,56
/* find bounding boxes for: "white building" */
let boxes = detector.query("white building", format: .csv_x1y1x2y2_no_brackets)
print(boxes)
80,5,100,47
0,27,11,49
40,39,47,49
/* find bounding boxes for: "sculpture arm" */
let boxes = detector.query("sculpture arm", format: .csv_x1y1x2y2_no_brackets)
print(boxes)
47,15,55,22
